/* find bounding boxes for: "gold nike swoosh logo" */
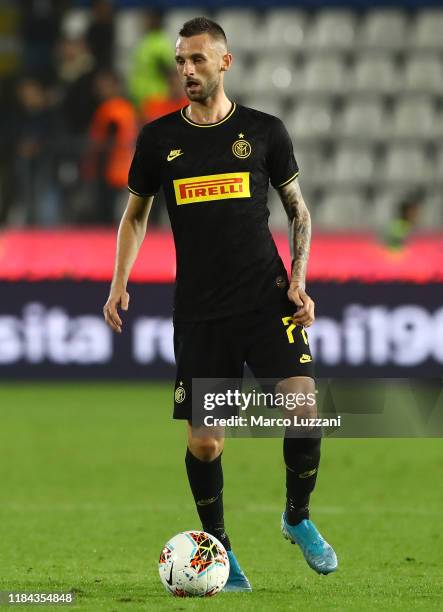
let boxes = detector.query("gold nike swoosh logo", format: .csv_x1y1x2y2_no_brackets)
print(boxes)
299,468,317,479
300,354,312,363
167,150,184,161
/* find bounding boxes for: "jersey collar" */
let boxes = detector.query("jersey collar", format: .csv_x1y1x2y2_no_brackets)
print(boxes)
180,102,236,127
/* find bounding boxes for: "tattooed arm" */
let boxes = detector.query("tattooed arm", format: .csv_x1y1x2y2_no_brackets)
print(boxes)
277,178,315,327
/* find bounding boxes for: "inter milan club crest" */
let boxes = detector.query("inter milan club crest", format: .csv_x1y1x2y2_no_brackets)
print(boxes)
175,384,186,403
232,133,251,159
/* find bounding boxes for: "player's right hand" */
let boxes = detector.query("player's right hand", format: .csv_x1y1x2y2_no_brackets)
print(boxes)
103,285,130,333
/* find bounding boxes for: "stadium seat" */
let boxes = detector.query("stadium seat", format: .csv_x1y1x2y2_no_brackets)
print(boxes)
340,98,386,141
315,189,368,229
240,96,283,118
331,145,377,186
383,145,433,185
261,9,308,52
267,188,289,230
371,188,408,229
300,56,347,95
224,55,249,97
411,10,443,50
358,10,409,50
372,188,441,229
420,190,443,226
390,97,435,141
436,148,443,182
164,8,206,42
435,109,443,140
295,147,331,187
404,54,443,94
286,101,335,142
214,9,259,52
307,10,357,50
267,184,316,230
351,55,402,94
247,56,298,95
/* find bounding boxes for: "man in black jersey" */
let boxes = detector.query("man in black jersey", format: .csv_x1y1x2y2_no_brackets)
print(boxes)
104,17,337,591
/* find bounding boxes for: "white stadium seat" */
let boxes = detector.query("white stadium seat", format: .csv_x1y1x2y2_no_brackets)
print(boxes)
307,10,357,50
300,56,347,95
404,55,443,94
286,101,335,142
224,55,249,97
412,10,443,50
267,189,289,230
390,97,435,140
214,9,259,53
315,190,368,229
372,188,442,229
420,190,443,226
295,147,331,187
240,96,283,118
383,145,433,185
351,55,402,94
340,99,386,141
247,56,298,95
261,9,308,52
435,148,443,182
358,10,409,50
331,146,377,185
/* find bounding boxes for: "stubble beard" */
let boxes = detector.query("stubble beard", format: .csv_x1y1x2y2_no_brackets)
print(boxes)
185,74,220,103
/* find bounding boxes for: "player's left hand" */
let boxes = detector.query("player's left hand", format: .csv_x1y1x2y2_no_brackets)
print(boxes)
287,284,315,327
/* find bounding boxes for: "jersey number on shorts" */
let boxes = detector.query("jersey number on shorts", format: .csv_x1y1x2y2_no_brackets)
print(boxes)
281,317,308,345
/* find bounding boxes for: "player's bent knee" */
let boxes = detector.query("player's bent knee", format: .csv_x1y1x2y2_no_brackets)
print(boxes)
276,376,317,420
188,436,224,462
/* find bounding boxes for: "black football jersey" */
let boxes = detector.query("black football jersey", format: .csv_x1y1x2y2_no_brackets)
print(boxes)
128,102,299,321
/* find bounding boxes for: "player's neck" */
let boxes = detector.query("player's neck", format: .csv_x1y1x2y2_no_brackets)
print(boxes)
185,93,232,125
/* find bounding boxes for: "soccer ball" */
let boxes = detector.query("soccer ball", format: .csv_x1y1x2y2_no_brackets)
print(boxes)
158,531,230,597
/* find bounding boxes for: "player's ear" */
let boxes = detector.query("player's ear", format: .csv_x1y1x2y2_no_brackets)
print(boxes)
221,52,232,72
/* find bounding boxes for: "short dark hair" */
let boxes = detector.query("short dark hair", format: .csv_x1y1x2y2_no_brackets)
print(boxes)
179,17,227,45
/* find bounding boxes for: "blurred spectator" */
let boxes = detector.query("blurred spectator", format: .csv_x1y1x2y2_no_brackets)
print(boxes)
53,36,98,222
128,9,175,109
13,77,60,225
56,36,97,136
20,0,65,82
85,70,137,224
384,194,422,250
141,70,188,123
85,0,115,69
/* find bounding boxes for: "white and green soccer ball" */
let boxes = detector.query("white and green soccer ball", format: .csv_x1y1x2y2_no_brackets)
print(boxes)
158,531,230,597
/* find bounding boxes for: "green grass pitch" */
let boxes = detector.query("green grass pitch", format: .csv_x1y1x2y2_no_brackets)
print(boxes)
0,383,442,611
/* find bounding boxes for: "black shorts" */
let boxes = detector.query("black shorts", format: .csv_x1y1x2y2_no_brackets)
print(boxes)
173,299,314,420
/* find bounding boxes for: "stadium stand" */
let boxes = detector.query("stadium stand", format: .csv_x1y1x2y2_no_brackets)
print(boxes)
3,5,443,231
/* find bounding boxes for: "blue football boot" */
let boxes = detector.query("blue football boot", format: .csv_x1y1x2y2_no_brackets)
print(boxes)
223,550,252,592
281,513,338,575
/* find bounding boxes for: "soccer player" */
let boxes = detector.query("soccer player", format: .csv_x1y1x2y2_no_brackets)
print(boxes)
103,17,338,591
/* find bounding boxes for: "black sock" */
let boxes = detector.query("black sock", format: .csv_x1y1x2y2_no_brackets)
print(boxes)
284,433,322,526
185,448,231,551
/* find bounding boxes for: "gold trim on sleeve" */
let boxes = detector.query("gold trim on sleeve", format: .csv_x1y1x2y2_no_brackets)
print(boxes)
276,171,300,188
128,186,154,197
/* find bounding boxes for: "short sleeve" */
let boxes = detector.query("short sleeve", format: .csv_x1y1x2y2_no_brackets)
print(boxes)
267,118,299,189
128,125,161,197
